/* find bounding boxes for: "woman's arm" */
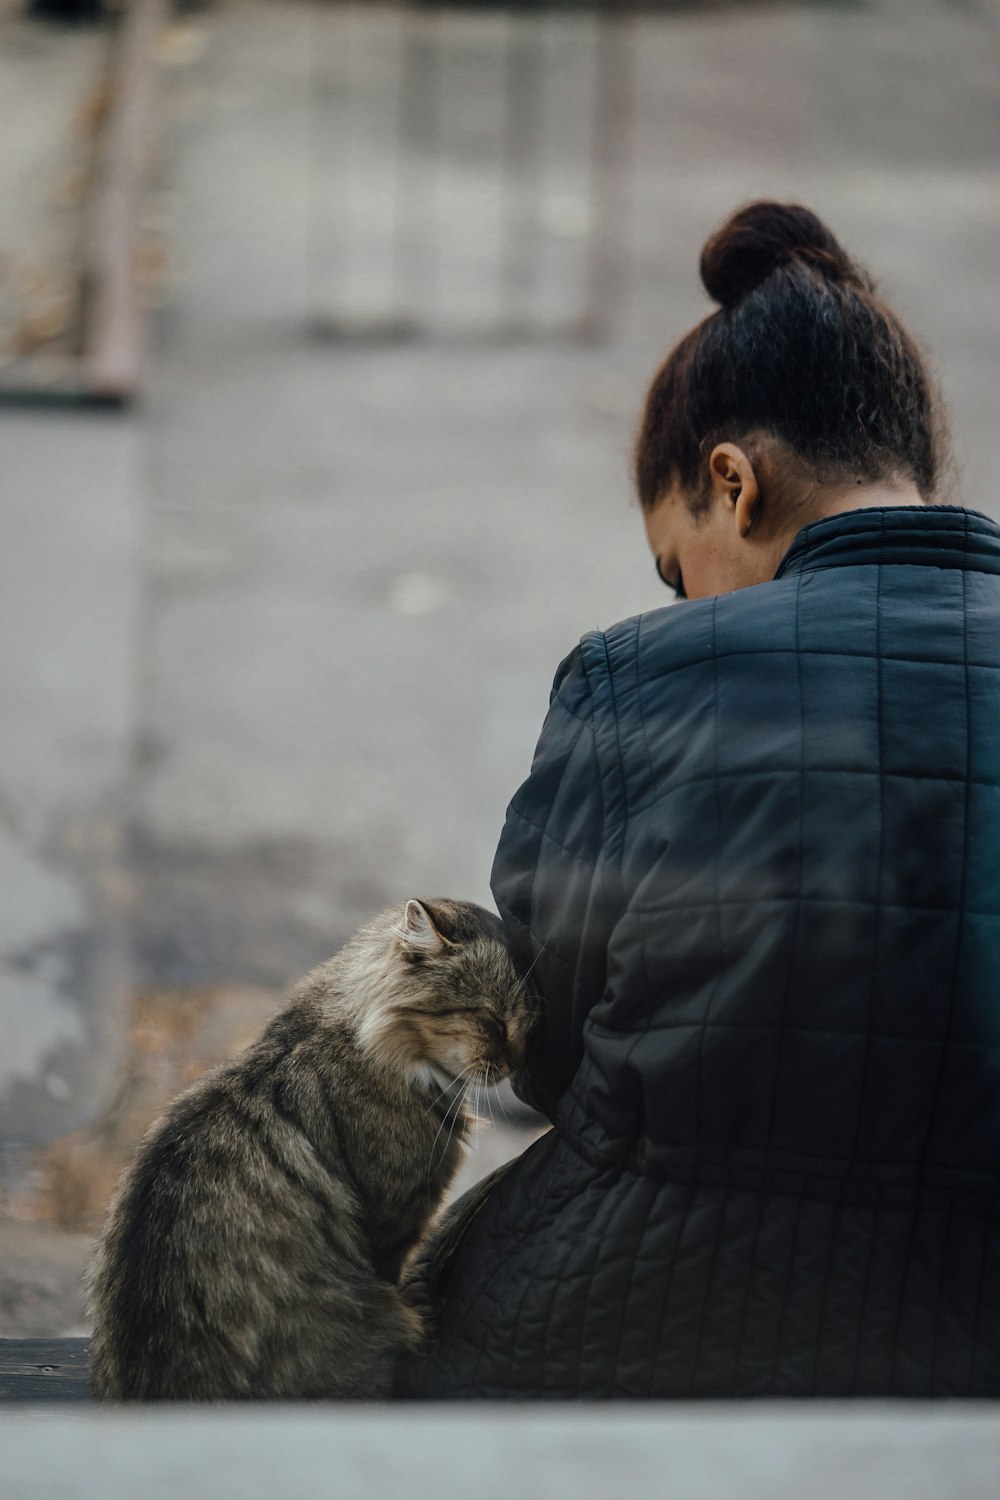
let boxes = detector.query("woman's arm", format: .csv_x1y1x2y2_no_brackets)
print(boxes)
490,642,620,1122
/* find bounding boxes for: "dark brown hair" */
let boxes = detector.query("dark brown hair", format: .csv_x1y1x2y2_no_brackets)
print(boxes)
634,202,947,512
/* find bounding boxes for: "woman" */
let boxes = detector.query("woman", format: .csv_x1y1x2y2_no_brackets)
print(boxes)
403,202,1000,1398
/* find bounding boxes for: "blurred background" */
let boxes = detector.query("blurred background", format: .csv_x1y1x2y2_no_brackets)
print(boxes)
0,0,997,1335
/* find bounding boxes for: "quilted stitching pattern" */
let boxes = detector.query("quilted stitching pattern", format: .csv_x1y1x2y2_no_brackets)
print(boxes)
401,506,1000,1400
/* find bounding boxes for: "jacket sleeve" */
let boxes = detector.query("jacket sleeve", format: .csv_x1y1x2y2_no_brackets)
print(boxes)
490,641,620,1122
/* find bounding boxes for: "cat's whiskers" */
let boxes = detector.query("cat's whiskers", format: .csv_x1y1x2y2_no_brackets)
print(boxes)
438,1076,475,1171
491,1065,513,1127
420,1060,476,1115
431,1074,479,1176
427,1091,465,1176
465,1068,491,1139
426,1063,477,1173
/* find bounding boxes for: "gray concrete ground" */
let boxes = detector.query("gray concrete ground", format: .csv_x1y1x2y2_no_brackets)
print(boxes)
5,1404,1000,1499
1,0,999,1332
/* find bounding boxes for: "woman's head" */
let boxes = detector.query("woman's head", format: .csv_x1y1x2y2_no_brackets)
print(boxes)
636,202,949,598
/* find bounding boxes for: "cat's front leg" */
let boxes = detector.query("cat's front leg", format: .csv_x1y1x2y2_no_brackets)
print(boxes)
371,1276,425,1347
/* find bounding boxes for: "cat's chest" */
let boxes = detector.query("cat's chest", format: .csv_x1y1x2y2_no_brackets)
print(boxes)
355,1091,466,1275
379,1088,466,1191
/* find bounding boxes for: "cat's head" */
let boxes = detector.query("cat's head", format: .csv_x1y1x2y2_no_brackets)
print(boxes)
354,899,538,1093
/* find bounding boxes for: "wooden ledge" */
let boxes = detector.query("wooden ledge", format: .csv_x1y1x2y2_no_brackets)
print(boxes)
0,1339,91,1404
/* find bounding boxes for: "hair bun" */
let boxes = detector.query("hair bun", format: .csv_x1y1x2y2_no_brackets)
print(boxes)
699,201,864,308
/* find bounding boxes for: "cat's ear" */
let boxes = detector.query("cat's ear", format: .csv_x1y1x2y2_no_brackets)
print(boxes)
400,899,446,958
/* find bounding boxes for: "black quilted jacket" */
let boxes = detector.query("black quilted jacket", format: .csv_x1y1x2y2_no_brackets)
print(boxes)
403,504,1000,1399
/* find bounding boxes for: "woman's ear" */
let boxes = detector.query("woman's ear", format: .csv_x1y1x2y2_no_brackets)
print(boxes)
399,899,446,957
709,442,761,538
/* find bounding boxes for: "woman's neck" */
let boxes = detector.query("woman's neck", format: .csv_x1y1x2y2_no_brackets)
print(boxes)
806,478,924,520
776,479,923,549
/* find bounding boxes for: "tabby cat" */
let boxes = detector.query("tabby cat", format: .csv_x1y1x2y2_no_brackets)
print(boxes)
86,898,536,1401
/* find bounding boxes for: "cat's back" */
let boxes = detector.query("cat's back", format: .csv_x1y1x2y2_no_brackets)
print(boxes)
87,995,366,1400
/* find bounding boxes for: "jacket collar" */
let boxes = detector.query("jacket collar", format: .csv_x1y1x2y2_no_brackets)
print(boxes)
774,505,1000,581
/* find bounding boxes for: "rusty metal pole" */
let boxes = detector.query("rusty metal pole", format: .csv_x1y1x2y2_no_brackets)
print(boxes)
79,0,169,401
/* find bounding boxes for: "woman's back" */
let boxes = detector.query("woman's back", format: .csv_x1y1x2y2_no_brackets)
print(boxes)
404,503,1000,1399
601,504,1000,1191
